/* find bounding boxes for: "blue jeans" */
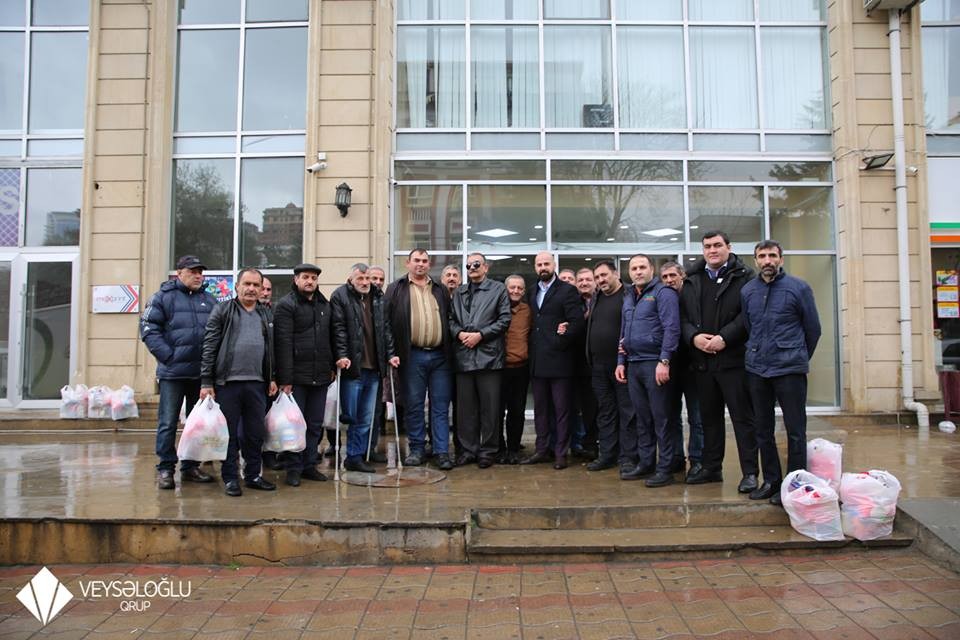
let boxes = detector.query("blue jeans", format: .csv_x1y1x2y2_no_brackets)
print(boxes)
625,360,675,473
403,348,452,455
156,378,201,472
339,368,380,459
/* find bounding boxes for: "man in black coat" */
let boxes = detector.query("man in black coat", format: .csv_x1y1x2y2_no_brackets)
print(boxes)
679,231,759,493
273,263,333,487
520,251,585,470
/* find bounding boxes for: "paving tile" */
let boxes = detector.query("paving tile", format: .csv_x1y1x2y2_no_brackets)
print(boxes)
190,631,249,640
926,621,960,640
749,630,816,640
830,592,887,613
407,626,466,640
868,625,937,639
34,630,92,640
414,606,469,629
620,600,679,623
752,571,805,587
907,578,960,595
809,582,866,598
301,630,355,640
519,606,575,626
254,613,313,631
874,589,941,610
629,615,694,638
354,628,411,640
575,619,635,639
464,623,520,639
570,606,629,625
899,605,960,628
82,631,145,640
703,573,759,589
891,566,947,581
200,613,261,632
738,609,802,633
724,595,783,617
809,625,877,640
666,587,719,603
776,595,835,615
215,600,270,616
145,612,211,632
844,606,911,629
925,590,960,614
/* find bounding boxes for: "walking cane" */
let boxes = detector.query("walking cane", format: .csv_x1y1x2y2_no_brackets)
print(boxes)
365,380,378,463
334,368,342,482
389,368,403,472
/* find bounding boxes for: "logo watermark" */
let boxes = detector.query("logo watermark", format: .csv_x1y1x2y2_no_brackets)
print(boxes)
16,567,74,626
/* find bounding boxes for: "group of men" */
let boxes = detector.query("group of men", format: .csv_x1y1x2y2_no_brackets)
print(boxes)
141,228,820,504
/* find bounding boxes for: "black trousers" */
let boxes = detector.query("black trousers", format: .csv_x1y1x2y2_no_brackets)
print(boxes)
281,384,330,472
626,360,675,473
591,361,633,463
574,374,598,451
748,373,807,485
499,365,530,452
217,380,268,482
457,370,502,460
697,368,758,477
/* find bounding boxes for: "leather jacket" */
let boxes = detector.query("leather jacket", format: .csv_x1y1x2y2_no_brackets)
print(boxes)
330,282,396,378
448,277,512,372
200,299,274,388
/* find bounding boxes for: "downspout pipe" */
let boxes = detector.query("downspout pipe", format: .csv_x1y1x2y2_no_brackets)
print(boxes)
888,9,930,430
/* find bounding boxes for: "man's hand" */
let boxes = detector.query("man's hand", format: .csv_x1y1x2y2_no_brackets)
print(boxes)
615,364,627,383
268,381,278,397
459,331,482,348
655,362,670,386
557,322,569,335
389,356,400,368
336,358,351,369
280,384,293,395
200,387,215,400
705,335,726,353
693,333,714,353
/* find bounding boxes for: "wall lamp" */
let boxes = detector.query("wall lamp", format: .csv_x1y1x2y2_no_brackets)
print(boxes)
861,152,894,170
335,182,352,217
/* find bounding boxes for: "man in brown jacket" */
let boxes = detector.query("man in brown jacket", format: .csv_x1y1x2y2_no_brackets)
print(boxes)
497,274,532,464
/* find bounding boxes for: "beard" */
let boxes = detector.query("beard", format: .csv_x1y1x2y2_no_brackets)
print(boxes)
538,270,553,282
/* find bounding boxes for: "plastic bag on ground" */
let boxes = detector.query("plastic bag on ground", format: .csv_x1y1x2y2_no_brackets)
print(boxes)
807,437,843,490
177,397,229,461
60,384,88,419
264,392,307,453
110,385,139,420
781,469,844,542
87,385,113,419
839,470,902,541
322,379,339,429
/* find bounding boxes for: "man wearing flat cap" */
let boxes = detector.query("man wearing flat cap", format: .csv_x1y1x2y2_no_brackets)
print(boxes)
272,263,334,486
141,255,218,490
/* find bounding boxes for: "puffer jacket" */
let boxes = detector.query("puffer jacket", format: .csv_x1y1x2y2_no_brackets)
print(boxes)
140,279,217,379
618,279,679,365
741,269,821,377
330,282,396,379
273,283,335,387
200,299,274,388
449,278,512,372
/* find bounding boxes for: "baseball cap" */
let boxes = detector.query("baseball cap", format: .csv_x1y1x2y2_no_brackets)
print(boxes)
176,255,205,270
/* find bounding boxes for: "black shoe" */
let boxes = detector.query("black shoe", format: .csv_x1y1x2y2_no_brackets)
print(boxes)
404,452,425,466
553,459,568,470
685,468,723,485
181,467,214,483
224,480,242,497
519,452,552,465
157,470,175,490
506,451,520,465
750,482,779,501
687,462,703,478
285,470,301,487
769,492,783,507
495,450,509,465
262,453,284,470
435,454,454,471
478,458,494,469
620,464,654,481
587,458,617,472
244,476,276,491
323,445,336,458
344,457,376,473
301,467,328,482
456,454,477,467
645,471,675,488
369,452,388,464
669,458,685,474
738,474,759,494
570,446,590,460
424,444,434,459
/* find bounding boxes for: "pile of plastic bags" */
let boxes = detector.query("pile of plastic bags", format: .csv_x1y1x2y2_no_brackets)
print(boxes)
60,383,140,421
86,385,113,419
59,384,88,419
264,393,307,453
177,397,229,461
839,470,902,541
781,470,844,541
110,385,139,420
807,438,842,491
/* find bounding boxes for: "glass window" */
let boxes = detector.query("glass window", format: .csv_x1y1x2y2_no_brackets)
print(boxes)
688,161,831,182
0,1,24,25
467,185,546,251
32,0,88,26
619,133,688,150
552,185,684,252
395,160,545,181
397,27,465,128
246,0,308,22
396,185,463,251
471,133,540,150
472,27,539,128
618,27,685,129
25,168,81,246
544,26,612,128
688,186,763,247
28,32,87,132
240,158,303,269
690,27,757,129
762,28,827,129
471,0,538,20
617,0,681,20
0,169,20,247
760,0,825,21
175,30,240,132
240,134,305,153
688,0,753,21
922,27,960,131
544,0,609,19
0,261,8,396
482,256,537,291
242,27,307,130
922,0,960,20
173,159,236,270
178,0,239,24
396,133,466,150
692,133,760,151
769,186,834,250
23,261,72,400
785,255,838,407
552,160,682,181
0,33,24,132
397,0,465,20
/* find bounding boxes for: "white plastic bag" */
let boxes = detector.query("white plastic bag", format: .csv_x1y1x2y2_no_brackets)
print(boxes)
59,384,88,419
87,385,113,419
839,470,902,541
781,469,844,542
322,379,339,429
264,392,307,453
177,397,229,461
807,437,843,490
110,385,139,421
179,399,187,425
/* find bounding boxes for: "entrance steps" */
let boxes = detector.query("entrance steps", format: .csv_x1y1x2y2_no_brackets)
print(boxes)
466,503,913,563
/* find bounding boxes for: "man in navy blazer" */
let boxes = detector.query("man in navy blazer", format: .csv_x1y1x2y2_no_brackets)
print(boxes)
520,251,585,469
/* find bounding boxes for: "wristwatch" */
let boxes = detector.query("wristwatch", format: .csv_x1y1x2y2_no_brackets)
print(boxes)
659,359,670,366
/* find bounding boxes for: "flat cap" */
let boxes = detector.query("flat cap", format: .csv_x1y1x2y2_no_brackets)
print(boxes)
293,262,322,275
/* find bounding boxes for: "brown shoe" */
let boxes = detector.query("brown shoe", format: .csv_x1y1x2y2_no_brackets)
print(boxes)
157,470,175,490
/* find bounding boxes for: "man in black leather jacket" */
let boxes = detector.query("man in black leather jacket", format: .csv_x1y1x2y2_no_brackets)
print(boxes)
331,263,399,473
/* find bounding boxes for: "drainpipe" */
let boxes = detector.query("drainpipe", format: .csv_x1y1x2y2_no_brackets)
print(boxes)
888,9,930,430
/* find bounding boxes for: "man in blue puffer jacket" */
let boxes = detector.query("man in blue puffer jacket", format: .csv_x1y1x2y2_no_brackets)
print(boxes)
741,240,821,506
140,255,218,490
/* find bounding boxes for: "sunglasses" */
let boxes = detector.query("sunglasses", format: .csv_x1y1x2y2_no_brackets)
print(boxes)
467,261,483,270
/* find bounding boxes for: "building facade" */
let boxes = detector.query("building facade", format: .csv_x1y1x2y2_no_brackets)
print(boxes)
0,0,954,414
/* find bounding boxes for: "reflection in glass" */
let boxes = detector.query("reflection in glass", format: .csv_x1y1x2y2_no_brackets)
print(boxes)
23,261,71,400
396,133,466,150
764,134,832,152
396,185,463,251
481,255,538,293
25,168,81,246
467,186,546,251
243,27,307,131
760,0,825,21
240,158,303,268
545,133,614,150
395,160,545,181
618,0,681,20
689,0,753,20
0,34,23,131
688,186,763,247
922,26,960,131
32,0,88,25
692,134,760,151
29,33,87,132
544,0,609,19
552,185,684,252
769,186,834,250
0,262,8,397
762,28,827,129
173,159,235,270
471,0,537,20
618,27,685,128
174,136,236,154
27,139,83,157
397,27,465,128
0,1,24,25
688,161,831,182
785,255,838,407
246,0,308,22
178,0,239,24
552,160,682,181
472,27,539,128
544,27,612,128
397,0,465,20
690,27,757,129
0,168,19,247
240,134,305,153
620,134,688,151
471,133,540,150
175,30,239,132
921,0,960,21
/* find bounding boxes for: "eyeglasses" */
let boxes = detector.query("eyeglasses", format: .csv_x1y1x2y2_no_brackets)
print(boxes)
467,261,483,271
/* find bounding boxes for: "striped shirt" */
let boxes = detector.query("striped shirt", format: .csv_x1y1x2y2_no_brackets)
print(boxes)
409,275,443,348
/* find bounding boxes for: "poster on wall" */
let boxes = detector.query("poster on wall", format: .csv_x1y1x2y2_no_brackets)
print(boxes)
167,274,235,302
92,285,140,313
937,286,959,302
938,302,960,319
937,270,958,286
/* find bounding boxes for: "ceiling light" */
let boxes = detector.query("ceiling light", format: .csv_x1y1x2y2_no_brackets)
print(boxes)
584,258,592,261
643,227,683,238
689,225,699,230
619,225,629,229
529,237,537,241
606,237,615,242
485,255,510,261
476,228,517,238
534,224,544,229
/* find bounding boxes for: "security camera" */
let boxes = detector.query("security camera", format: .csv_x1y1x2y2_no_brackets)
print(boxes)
306,161,327,173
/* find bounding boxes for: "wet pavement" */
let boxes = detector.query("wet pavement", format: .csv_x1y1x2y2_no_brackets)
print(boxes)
1,553,959,639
